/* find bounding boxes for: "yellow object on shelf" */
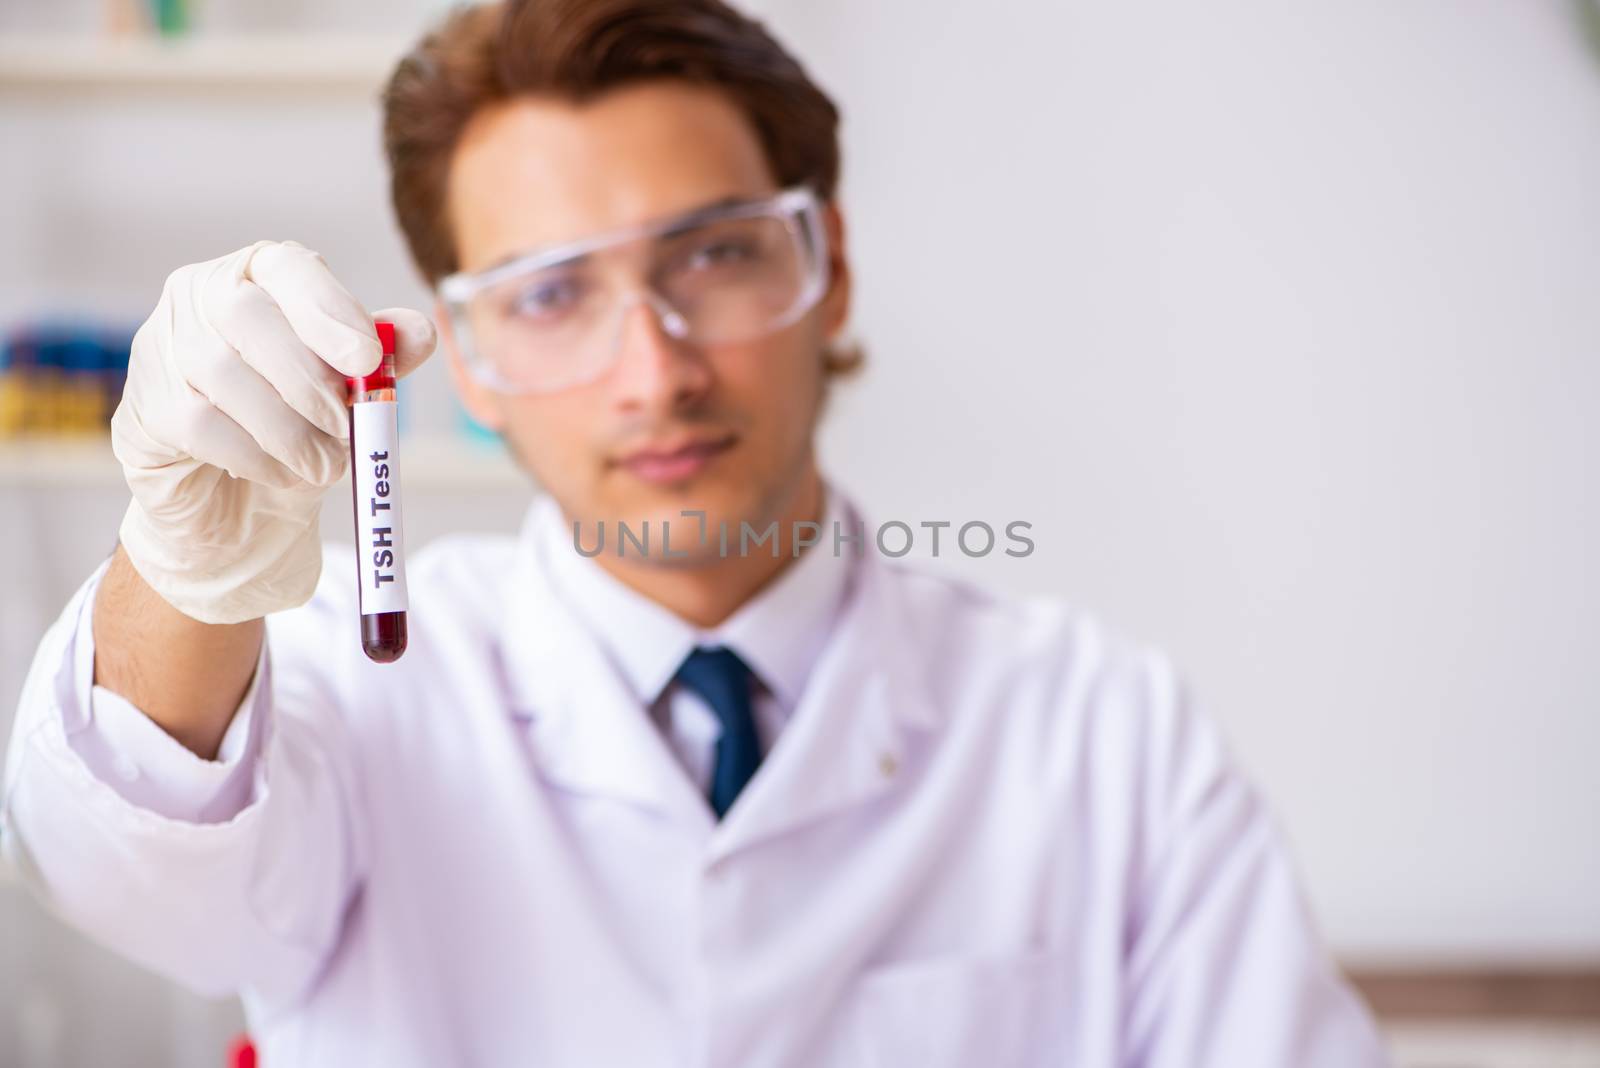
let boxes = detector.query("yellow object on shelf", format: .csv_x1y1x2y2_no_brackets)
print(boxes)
0,321,133,439
0,374,24,436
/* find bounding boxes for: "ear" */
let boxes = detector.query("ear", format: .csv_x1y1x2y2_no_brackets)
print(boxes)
819,200,852,340
438,299,508,433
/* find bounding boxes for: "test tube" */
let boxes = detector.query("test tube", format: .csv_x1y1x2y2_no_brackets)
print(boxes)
348,321,408,663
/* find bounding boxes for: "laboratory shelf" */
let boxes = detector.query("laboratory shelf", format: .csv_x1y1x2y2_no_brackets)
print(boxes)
0,436,119,487
0,436,525,491
0,34,411,90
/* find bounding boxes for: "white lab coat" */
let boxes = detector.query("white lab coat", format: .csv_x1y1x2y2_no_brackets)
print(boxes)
1,490,1389,1067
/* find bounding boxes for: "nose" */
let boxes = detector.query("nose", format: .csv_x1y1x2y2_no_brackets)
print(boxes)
607,294,712,414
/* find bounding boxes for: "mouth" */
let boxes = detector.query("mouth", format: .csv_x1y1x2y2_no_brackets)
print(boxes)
612,433,738,485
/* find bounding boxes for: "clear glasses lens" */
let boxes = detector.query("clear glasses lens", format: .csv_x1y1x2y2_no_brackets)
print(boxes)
450,196,824,394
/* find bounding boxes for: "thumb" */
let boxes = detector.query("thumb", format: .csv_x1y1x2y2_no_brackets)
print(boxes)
373,307,438,379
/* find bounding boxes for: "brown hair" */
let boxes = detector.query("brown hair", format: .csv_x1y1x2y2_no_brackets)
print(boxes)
382,0,861,375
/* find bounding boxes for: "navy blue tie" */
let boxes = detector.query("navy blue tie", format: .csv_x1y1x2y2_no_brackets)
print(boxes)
673,645,761,818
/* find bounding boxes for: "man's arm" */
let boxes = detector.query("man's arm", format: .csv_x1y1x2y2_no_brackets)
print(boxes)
93,544,263,761
2,246,434,1007
1119,653,1391,1067
2,547,367,1008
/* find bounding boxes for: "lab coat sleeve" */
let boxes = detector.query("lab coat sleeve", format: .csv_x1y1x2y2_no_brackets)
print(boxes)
1119,653,1391,1068
29,556,263,824
0,554,366,1012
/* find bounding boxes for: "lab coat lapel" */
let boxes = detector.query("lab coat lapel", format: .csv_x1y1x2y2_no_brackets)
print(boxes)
709,544,940,861
497,506,715,832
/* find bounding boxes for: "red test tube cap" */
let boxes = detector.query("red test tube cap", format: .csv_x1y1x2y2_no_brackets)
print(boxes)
348,320,397,393
228,1035,257,1068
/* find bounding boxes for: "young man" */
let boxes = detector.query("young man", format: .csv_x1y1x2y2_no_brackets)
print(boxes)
2,1,1389,1064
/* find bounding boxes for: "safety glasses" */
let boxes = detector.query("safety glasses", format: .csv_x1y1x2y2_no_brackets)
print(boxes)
438,186,829,394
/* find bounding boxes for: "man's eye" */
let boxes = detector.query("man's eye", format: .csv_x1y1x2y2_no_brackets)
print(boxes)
509,277,583,319
685,237,759,270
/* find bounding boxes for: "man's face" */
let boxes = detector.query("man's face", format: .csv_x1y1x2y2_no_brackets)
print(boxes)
443,82,849,564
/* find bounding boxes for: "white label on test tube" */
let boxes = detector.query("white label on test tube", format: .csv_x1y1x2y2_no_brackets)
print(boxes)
352,401,409,616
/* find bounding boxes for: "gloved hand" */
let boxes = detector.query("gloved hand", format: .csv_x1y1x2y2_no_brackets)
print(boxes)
111,240,436,625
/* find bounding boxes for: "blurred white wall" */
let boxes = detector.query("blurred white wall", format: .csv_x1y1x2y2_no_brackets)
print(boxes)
1,0,1597,1063
777,0,1600,963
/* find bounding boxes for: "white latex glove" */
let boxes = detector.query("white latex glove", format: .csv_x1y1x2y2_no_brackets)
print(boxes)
111,240,436,625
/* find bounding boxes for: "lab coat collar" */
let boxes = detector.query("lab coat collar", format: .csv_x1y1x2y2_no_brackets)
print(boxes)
498,487,940,851
499,506,712,829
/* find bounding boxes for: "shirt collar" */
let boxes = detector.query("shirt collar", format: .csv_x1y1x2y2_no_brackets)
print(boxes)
532,482,857,715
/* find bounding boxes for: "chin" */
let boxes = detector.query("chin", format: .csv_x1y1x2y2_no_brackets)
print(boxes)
622,483,753,528
604,477,772,556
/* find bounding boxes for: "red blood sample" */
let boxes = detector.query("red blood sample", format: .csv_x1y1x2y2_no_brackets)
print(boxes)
348,320,408,663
